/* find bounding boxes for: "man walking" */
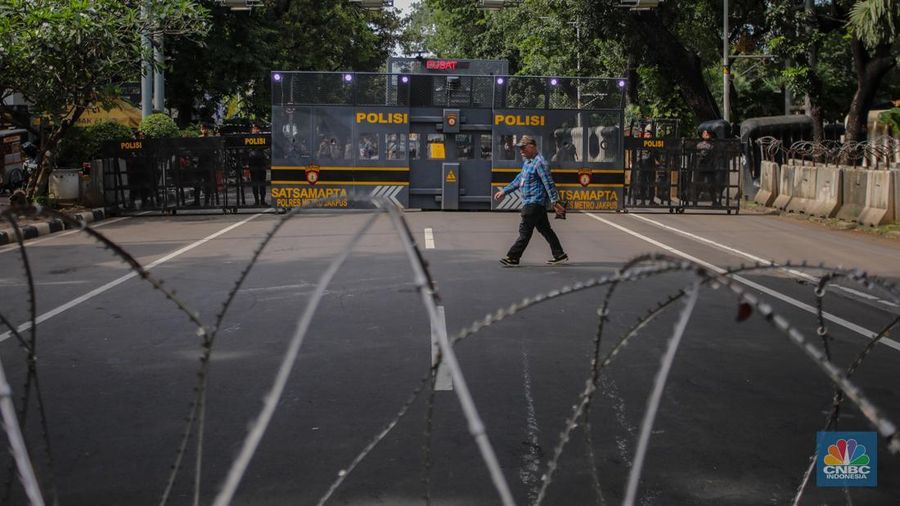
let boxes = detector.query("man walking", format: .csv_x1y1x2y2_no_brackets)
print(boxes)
493,135,568,266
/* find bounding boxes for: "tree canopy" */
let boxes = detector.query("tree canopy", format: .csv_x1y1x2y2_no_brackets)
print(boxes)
0,0,209,198
165,0,406,125
402,0,897,137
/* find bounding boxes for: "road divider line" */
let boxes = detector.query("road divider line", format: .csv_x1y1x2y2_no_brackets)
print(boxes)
430,305,453,391
584,213,900,352
0,213,265,343
424,228,435,249
629,213,898,309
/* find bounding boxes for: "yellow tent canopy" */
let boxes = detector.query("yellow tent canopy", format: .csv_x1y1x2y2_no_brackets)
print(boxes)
75,99,142,129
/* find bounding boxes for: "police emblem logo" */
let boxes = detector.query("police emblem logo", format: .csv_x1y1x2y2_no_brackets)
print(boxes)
306,163,320,185
578,168,591,187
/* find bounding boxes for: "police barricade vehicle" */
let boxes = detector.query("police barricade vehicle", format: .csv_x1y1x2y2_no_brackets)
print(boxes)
270,58,627,212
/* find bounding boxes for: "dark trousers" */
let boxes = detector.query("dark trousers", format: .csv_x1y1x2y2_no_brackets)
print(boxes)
507,204,564,259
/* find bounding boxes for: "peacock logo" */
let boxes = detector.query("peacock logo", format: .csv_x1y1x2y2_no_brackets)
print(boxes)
823,439,869,466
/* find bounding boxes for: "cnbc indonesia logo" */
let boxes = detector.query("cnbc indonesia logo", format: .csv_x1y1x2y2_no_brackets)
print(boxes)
817,432,877,487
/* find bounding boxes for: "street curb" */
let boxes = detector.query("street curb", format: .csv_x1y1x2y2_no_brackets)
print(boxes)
0,207,107,246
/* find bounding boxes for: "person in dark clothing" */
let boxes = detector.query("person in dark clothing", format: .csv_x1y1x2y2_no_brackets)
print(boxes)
196,124,218,206
632,129,656,206
248,123,269,206
694,128,720,206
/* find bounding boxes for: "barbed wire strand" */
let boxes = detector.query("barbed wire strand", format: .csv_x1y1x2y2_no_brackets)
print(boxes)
0,354,43,506
3,206,219,505
384,203,516,506
318,263,686,506
623,280,701,506
421,356,439,506
576,257,667,506
0,213,56,506
211,209,383,506
161,204,324,505
2,205,899,505
534,286,690,506
791,315,900,506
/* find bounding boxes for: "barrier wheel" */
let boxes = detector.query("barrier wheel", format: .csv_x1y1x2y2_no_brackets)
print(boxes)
668,208,674,214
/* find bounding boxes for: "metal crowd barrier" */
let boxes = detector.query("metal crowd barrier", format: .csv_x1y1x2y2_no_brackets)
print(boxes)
101,135,271,214
625,138,741,214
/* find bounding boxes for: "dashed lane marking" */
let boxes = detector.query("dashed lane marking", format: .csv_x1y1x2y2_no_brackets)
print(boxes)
430,305,453,391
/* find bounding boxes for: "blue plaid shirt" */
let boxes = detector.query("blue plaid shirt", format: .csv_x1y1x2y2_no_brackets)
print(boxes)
501,153,559,206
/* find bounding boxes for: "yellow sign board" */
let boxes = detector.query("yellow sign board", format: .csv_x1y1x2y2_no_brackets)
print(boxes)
429,142,445,159
446,169,457,183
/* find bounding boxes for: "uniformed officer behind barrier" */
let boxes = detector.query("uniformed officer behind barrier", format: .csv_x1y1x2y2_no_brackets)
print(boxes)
631,128,657,206
248,123,269,206
692,128,722,206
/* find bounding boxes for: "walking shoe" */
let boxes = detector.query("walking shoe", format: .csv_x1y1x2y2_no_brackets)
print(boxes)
499,256,520,267
546,253,568,265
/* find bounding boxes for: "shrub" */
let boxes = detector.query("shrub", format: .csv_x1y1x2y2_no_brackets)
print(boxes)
879,108,900,134
140,112,179,139
180,124,200,138
57,121,134,165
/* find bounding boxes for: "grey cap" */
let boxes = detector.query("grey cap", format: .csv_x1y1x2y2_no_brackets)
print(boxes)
516,134,537,147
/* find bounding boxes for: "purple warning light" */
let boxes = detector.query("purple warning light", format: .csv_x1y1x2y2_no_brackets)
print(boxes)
400,75,409,84
617,79,626,88
343,74,354,82
272,73,282,82
549,78,559,86
496,77,505,85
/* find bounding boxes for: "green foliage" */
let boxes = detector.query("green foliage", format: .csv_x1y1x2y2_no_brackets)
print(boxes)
57,121,134,165
0,0,208,123
635,66,695,125
166,0,405,124
140,113,180,139
879,108,900,132
0,0,209,197
848,0,900,50
180,125,200,138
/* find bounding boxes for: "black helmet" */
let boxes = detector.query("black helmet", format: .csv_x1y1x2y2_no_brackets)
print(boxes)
21,141,38,158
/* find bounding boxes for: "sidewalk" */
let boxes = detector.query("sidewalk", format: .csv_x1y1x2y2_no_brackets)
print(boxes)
0,194,108,246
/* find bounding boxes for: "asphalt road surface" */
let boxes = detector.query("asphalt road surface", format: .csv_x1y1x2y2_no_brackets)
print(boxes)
0,209,897,505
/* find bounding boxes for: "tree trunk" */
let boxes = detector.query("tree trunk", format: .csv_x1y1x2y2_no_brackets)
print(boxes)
625,51,639,106
806,96,824,142
845,38,896,143
804,0,824,144
631,11,721,121
25,107,84,201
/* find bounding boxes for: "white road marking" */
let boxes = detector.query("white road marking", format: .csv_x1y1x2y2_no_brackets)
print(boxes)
519,348,541,502
424,227,435,249
629,213,899,309
0,215,135,255
0,213,265,343
584,213,900,352
430,305,453,391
